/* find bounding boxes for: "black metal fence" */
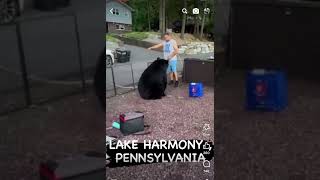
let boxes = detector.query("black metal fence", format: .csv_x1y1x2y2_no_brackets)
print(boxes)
0,12,88,115
106,62,136,98
106,60,183,99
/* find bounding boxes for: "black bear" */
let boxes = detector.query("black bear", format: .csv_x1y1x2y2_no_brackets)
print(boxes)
138,58,169,100
94,47,106,111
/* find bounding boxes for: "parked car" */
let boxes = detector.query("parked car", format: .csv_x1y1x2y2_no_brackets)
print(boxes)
106,49,115,67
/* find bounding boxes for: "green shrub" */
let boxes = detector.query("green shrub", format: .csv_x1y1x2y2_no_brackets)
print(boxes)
106,34,120,43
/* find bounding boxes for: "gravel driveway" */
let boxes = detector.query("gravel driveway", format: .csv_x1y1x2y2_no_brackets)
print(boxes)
215,70,320,180
0,92,105,180
106,83,214,180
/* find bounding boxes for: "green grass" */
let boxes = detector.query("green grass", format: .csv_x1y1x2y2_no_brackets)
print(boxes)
106,34,120,43
123,32,149,40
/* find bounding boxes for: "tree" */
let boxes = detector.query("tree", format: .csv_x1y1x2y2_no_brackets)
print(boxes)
200,0,207,39
159,0,166,34
180,0,187,39
147,0,151,31
126,0,213,37
193,0,200,37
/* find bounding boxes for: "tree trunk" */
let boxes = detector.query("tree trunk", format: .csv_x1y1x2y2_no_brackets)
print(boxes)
166,11,168,32
200,0,207,39
159,0,166,34
159,0,163,33
200,15,206,39
180,0,187,39
193,0,199,37
194,16,199,36
162,0,166,33
147,0,151,31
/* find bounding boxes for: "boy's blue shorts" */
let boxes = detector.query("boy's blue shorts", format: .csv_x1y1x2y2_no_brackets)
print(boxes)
167,59,177,73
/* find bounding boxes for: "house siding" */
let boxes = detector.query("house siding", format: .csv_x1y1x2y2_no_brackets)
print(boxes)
106,0,132,25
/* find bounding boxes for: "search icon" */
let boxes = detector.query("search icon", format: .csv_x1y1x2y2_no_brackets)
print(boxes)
182,8,188,14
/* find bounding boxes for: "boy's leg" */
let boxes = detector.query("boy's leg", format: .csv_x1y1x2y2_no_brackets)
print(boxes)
167,63,174,85
171,60,179,87
173,72,178,81
170,72,174,81
168,72,174,85
174,72,179,87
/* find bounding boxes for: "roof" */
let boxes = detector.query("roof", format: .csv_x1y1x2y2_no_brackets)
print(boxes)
106,0,134,11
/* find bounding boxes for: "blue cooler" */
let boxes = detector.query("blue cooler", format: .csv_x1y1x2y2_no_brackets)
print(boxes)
246,69,288,111
189,83,203,97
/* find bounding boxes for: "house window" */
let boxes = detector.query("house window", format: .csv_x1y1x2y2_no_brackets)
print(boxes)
116,24,125,30
112,8,120,15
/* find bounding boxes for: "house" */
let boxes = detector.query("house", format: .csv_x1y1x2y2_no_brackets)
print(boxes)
106,0,134,33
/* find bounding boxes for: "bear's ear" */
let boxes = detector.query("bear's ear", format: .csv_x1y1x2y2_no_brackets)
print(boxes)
157,57,161,61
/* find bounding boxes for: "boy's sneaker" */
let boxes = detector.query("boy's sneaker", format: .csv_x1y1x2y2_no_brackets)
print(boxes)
168,80,174,85
174,81,179,87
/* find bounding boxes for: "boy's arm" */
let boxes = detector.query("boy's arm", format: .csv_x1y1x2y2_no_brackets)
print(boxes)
148,43,163,50
167,42,179,60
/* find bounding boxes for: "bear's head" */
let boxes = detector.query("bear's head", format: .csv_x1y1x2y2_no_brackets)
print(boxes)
156,57,169,64
155,57,169,70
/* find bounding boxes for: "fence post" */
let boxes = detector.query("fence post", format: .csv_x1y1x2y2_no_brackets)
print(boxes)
130,63,135,90
73,13,86,93
16,21,32,106
110,66,117,95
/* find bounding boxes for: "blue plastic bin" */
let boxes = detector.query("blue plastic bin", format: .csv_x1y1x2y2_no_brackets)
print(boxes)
246,69,288,111
189,83,203,97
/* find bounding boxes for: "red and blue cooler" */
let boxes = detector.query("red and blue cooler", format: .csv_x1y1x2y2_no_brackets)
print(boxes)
189,83,203,97
246,69,288,111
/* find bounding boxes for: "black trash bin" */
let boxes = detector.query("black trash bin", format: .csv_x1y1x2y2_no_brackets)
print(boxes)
115,49,131,63
183,58,214,86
